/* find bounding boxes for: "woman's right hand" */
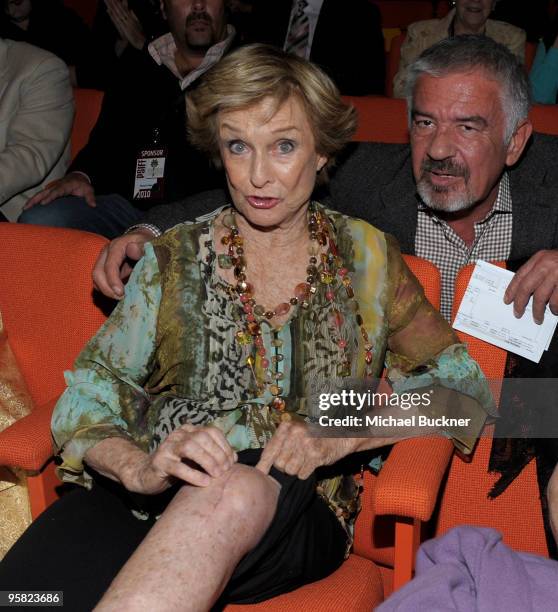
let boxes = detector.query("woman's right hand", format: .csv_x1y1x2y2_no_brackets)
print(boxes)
124,424,238,495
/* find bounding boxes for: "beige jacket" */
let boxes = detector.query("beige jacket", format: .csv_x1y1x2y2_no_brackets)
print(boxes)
0,39,73,221
393,9,526,99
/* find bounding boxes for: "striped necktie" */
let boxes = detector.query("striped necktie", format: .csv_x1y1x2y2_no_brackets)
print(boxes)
284,0,310,58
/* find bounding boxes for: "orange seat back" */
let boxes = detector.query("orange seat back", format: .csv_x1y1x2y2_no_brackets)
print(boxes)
353,255,441,568
71,88,104,160
0,225,109,407
375,1,435,29
529,104,558,137
433,262,548,557
343,95,409,143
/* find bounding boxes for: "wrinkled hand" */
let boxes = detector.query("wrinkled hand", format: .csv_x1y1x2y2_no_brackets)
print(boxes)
256,421,356,480
125,424,237,495
504,250,558,324
24,172,96,209
105,0,146,50
93,229,153,299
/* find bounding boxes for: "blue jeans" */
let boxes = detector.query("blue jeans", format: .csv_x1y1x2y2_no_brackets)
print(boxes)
17,194,143,239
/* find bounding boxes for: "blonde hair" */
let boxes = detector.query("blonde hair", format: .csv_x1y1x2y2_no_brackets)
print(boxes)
186,44,357,180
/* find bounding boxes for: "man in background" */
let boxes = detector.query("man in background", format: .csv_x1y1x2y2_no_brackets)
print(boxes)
19,0,235,238
0,37,73,222
247,0,386,95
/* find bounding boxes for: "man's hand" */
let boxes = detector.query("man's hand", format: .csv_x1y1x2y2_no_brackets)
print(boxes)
105,0,146,51
123,424,238,495
504,250,558,324
24,172,96,209
256,421,357,480
93,229,154,299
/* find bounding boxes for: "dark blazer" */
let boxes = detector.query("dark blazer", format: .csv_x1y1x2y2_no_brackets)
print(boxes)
141,133,558,258
69,45,225,209
247,0,385,95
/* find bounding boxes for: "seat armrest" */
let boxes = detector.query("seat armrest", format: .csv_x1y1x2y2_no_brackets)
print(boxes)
373,436,453,521
0,397,57,471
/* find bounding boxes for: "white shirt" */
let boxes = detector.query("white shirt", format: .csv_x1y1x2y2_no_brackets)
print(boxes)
148,25,236,90
284,0,325,60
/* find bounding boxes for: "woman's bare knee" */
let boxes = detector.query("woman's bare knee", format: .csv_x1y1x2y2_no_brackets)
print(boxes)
168,464,279,533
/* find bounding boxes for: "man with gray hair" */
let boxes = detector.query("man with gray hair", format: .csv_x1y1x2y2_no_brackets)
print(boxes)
93,35,558,325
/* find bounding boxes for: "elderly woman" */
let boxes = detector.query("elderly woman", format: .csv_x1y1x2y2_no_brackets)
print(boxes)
393,0,526,98
0,45,492,610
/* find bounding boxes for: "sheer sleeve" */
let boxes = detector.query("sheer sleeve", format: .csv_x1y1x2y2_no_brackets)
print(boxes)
51,243,161,486
383,235,495,454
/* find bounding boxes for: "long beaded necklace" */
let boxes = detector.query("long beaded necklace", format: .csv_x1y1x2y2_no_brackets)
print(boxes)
218,204,374,422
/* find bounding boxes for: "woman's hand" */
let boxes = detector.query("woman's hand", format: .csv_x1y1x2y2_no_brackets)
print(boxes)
255,421,357,480
118,425,237,494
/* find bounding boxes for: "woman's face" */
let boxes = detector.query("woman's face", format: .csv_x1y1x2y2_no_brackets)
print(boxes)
455,0,495,32
4,0,32,22
217,95,327,231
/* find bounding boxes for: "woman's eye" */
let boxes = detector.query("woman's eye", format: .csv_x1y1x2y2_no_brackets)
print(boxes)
228,140,247,154
277,140,295,154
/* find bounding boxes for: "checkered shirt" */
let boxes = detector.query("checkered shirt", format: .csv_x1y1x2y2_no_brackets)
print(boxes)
148,25,236,90
415,173,512,321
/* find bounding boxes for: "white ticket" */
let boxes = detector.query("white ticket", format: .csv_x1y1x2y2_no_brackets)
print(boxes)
452,260,558,363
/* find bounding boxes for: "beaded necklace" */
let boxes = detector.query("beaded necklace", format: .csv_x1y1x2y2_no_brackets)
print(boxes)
218,204,374,422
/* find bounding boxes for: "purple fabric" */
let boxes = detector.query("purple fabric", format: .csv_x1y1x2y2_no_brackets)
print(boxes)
377,526,558,612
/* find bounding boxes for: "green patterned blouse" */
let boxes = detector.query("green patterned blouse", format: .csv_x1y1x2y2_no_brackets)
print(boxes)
51,205,493,542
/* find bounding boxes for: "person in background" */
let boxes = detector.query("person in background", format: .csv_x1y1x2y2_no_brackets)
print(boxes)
18,0,236,239
529,3,558,104
0,0,106,88
0,44,492,610
246,0,386,95
0,37,73,222
393,0,526,98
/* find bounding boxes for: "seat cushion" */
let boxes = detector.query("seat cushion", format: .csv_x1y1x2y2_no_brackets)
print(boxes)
226,553,384,611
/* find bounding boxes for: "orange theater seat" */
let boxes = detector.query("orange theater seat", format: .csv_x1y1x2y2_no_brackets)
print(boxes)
226,555,384,611
432,262,549,558
374,1,435,29
0,224,109,517
352,255,454,595
342,95,409,143
71,88,104,160
529,104,558,137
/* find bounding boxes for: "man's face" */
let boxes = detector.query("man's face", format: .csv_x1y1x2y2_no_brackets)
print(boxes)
163,0,226,51
410,70,513,215
4,0,32,22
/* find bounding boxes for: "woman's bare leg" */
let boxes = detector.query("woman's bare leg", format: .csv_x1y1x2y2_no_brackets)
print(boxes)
94,464,280,612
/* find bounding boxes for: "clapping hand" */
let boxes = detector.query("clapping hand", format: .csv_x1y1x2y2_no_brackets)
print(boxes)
105,0,146,51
